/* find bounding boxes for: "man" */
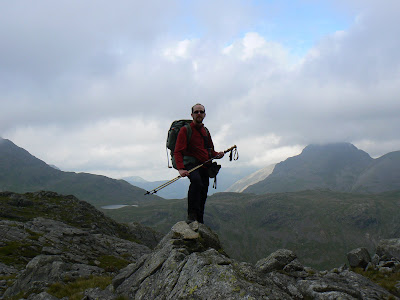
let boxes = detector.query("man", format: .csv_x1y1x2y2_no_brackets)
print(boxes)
174,103,224,224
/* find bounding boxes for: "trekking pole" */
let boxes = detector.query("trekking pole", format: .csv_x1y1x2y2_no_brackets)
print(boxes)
145,145,238,195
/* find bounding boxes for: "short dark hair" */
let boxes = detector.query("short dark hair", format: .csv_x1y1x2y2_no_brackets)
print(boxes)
192,103,205,113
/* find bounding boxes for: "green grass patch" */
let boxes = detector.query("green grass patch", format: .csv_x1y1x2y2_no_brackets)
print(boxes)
0,241,41,267
97,255,131,272
47,275,112,300
352,267,400,296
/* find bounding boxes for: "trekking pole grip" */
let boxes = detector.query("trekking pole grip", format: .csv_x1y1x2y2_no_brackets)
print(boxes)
224,145,237,154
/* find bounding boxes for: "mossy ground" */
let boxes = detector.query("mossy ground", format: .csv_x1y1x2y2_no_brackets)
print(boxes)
352,267,400,297
47,275,112,300
96,255,131,272
0,241,42,267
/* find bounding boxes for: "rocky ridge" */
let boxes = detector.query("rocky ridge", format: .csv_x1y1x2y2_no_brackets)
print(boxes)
1,191,399,299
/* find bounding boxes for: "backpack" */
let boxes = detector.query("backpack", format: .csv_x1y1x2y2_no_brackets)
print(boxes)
166,119,209,169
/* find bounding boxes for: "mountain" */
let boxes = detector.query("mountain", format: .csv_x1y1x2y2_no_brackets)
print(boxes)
0,138,161,206
351,151,400,193
243,143,375,194
123,166,258,199
122,176,190,199
225,163,276,192
1,191,398,299
102,189,400,271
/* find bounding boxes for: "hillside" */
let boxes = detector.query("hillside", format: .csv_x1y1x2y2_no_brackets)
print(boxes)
102,189,400,270
225,163,276,192
244,143,375,194
0,138,161,206
351,151,400,193
1,191,398,299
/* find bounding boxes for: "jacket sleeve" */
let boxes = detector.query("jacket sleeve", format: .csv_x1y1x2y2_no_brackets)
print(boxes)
173,126,188,170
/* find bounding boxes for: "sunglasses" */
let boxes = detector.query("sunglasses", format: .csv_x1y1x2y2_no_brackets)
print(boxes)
193,110,205,114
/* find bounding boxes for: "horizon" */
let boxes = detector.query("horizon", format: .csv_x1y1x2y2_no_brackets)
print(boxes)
1,136,397,183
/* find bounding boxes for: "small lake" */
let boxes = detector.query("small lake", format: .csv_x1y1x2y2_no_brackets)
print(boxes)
101,204,139,209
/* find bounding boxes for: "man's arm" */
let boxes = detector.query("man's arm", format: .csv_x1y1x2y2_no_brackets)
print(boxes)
174,126,189,175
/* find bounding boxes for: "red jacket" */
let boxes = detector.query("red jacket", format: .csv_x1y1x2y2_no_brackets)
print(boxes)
174,122,218,170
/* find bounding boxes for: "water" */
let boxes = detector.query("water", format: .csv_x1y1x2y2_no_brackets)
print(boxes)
101,204,139,209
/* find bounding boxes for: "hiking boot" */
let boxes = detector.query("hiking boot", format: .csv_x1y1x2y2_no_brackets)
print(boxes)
186,213,197,224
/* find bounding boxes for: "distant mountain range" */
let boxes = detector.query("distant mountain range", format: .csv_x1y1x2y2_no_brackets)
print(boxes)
0,138,161,206
3,137,400,271
2,137,399,208
243,143,400,194
122,165,257,199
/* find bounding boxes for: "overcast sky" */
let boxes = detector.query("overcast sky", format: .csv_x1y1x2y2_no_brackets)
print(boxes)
1,0,400,181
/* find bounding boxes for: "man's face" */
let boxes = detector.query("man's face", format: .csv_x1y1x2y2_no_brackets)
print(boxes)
191,105,206,124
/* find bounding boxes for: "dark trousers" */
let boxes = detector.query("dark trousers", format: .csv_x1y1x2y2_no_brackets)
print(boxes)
186,165,209,223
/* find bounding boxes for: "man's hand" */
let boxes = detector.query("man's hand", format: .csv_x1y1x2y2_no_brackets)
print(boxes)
216,152,224,159
179,169,190,177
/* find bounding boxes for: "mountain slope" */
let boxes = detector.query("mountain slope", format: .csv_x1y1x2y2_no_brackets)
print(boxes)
225,163,276,192
351,151,400,193
0,138,161,206
102,189,400,270
244,143,373,194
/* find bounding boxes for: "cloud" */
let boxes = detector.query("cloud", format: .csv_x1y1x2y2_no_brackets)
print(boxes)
1,0,400,180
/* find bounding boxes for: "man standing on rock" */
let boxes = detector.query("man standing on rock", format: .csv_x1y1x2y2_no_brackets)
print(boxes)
174,103,224,224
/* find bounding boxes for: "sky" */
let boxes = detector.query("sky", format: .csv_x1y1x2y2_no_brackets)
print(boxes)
1,0,400,181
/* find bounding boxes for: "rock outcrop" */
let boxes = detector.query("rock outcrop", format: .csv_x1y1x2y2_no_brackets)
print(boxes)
1,191,399,299
347,239,400,297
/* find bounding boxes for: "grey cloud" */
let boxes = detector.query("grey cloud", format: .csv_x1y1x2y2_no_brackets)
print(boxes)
2,0,400,179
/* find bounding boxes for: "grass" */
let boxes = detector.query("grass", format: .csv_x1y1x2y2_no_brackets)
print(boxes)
0,191,142,242
352,267,400,296
47,275,112,300
0,241,41,267
96,255,131,272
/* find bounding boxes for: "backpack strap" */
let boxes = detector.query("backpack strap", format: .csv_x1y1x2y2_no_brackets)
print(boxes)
184,124,192,146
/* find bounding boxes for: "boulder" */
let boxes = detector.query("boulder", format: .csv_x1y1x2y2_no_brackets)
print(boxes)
255,249,298,273
376,238,400,261
113,222,392,299
347,247,371,268
3,255,104,298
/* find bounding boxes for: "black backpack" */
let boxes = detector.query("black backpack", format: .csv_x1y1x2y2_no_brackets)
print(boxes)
166,119,209,169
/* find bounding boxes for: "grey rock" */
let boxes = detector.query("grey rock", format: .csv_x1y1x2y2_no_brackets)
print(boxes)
171,221,199,239
372,253,380,265
27,291,59,300
2,191,398,299
83,286,116,300
0,262,17,276
20,217,150,265
113,222,393,299
396,281,400,295
3,255,105,298
376,238,400,261
297,270,390,299
255,249,297,273
378,266,393,274
347,247,371,268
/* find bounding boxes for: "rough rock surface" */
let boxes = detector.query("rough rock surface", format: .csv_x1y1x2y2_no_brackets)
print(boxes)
1,192,399,299
377,238,400,261
112,221,394,299
347,238,400,297
347,247,371,268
